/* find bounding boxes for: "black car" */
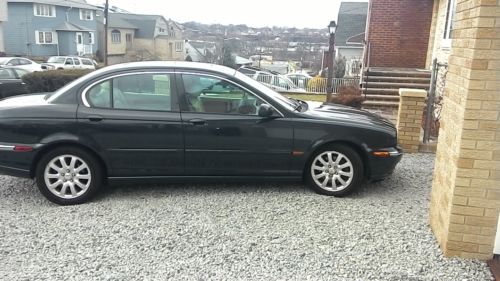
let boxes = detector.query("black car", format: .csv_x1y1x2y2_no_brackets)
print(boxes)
0,62,402,205
0,67,29,99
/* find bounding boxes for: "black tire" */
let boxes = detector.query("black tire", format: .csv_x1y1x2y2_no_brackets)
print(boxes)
35,146,103,205
306,144,364,197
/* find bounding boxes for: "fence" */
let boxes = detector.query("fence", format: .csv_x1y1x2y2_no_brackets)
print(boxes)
245,73,359,94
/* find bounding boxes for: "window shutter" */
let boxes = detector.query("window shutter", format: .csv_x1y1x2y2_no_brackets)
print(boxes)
35,31,40,44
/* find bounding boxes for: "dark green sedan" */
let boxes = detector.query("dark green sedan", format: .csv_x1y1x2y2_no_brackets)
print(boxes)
0,62,402,205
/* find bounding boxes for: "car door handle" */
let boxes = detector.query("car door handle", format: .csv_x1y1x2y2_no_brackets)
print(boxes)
188,118,206,125
88,115,103,122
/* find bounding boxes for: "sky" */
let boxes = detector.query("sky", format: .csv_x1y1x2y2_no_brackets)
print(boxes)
86,0,368,29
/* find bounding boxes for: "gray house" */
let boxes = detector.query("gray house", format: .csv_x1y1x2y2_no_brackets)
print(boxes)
335,2,368,77
4,0,100,57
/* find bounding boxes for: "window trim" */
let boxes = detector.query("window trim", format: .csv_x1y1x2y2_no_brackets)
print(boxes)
441,0,457,49
35,31,58,44
175,41,183,52
79,9,93,21
33,3,56,17
177,71,284,117
111,30,121,44
88,32,95,44
81,71,177,112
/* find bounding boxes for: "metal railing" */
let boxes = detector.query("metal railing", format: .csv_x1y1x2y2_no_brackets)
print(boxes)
245,73,359,94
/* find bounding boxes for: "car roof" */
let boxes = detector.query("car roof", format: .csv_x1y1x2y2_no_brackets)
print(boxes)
98,61,238,76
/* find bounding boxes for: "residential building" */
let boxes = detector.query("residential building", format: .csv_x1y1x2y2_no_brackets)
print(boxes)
0,0,7,53
103,13,184,64
335,2,368,77
4,0,100,57
363,0,499,260
184,40,216,63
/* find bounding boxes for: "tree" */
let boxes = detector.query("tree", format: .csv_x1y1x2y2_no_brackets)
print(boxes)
333,56,346,78
221,44,235,68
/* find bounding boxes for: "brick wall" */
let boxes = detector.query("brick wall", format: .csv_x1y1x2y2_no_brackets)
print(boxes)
429,0,500,260
367,0,434,68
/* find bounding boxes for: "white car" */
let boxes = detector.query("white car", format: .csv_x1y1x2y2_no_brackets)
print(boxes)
238,66,306,92
42,56,96,70
0,57,43,72
286,73,313,89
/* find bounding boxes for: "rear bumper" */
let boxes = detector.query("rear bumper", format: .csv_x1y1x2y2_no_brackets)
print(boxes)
0,143,35,179
367,146,403,181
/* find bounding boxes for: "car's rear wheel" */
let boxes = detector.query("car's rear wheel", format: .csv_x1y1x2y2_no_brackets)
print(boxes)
35,147,102,205
307,144,364,196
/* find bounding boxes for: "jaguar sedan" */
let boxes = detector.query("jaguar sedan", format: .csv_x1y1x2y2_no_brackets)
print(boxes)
0,62,402,205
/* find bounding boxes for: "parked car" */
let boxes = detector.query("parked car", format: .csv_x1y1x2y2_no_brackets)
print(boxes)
286,72,313,89
0,57,43,72
0,62,402,205
238,66,306,92
0,67,29,99
42,56,96,70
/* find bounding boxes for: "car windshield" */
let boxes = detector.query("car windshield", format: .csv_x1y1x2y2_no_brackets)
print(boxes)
234,71,298,110
47,57,66,64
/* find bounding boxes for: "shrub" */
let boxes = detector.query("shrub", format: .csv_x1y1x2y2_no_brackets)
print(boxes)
329,85,364,108
22,69,92,93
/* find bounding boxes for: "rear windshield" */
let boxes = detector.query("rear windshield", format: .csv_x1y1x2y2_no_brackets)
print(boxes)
47,57,66,64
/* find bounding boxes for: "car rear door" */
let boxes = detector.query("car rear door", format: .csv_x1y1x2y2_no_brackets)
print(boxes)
177,70,293,176
76,70,184,177
0,69,27,99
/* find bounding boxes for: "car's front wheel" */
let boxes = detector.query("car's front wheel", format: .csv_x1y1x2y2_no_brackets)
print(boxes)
35,147,103,205
307,144,364,196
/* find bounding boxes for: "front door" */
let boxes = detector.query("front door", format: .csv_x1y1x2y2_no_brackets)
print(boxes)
76,32,83,55
177,72,293,176
77,71,184,177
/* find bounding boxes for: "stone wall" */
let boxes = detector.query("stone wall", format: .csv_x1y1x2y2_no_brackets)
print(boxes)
429,0,500,260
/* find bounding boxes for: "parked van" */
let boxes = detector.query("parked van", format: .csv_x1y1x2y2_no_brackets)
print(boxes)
42,56,96,70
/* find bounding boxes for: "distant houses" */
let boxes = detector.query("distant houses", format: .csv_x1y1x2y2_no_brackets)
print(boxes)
1,0,185,64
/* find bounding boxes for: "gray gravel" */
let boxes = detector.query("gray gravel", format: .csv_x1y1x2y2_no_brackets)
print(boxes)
0,154,493,280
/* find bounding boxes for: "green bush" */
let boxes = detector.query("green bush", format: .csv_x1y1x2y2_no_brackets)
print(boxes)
22,69,92,93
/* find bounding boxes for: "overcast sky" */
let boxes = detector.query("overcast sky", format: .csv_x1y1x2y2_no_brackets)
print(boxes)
86,0,368,29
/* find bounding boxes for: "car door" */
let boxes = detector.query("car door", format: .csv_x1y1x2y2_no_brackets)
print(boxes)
177,71,293,176
77,71,184,177
64,58,74,69
0,68,27,99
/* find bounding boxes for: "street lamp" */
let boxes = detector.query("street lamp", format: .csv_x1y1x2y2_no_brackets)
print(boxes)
326,20,337,102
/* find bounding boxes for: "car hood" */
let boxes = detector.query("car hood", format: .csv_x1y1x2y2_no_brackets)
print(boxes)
303,101,395,132
0,93,48,109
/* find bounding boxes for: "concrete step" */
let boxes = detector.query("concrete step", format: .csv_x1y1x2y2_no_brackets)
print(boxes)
365,76,431,83
365,69,431,78
362,81,429,89
362,100,400,108
362,88,401,95
364,94,400,101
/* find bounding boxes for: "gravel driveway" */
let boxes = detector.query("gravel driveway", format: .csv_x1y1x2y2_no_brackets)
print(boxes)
0,154,493,280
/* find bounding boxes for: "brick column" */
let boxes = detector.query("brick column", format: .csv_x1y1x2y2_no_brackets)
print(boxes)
396,89,427,153
429,0,499,260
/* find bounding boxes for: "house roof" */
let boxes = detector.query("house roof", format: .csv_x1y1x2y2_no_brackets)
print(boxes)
346,32,365,45
7,0,98,10
54,21,94,32
108,13,167,38
335,2,368,47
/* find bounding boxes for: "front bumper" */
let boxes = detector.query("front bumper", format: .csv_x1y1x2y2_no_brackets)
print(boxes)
367,146,403,181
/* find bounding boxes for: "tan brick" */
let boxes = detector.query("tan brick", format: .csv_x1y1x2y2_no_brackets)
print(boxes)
459,149,493,160
453,195,469,206
451,205,484,216
450,214,466,224
476,141,500,150
464,216,498,227
447,224,481,235
484,208,499,218
448,232,464,242
446,241,478,252
455,178,472,188
478,121,499,130
457,158,475,168
473,160,500,170
470,179,500,189
460,252,493,260
481,227,496,236
486,189,500,200
478,244,494,254
468,197,500,208
463,110,498,120
462,129,495,140
456,168,490,178
463,234,495,245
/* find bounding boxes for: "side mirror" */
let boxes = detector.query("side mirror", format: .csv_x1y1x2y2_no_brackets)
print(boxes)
258,104,274,118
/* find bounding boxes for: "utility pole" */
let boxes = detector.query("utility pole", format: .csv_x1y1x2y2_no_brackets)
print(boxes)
104,0,109,66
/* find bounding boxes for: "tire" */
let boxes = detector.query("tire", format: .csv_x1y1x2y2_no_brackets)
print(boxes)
306,144,364,197
35,146,103,205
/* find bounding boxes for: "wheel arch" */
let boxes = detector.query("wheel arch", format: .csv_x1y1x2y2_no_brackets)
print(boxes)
303,140,370,180
30,141,108,182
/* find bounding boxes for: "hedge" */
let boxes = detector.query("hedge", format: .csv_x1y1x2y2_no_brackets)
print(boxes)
22,69,92,93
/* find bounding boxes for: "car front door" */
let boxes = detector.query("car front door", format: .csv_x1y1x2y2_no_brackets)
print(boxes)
177,71,293,176
64,58,74,69
77,71,184,177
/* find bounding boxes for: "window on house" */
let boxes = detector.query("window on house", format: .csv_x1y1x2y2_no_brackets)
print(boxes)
36,31,56,44
111,30,121,43
169,27,175,37
88,32,95,44
443,0,457,40
80,9,93,21
34,4,56,17
175,41,183,52
159,28,165,33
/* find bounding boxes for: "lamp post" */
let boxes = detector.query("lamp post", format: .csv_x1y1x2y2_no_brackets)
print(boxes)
103,0,109,66
326,20,337,102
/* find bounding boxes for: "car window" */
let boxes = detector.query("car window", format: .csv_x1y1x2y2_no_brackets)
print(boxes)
65,59,74,65
73,58,81,65
13,68,29,78
0,69,15,79
19,59,32,65
86,73,173,111
181,73,265,115
7,59,19,66
81,59,93,65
